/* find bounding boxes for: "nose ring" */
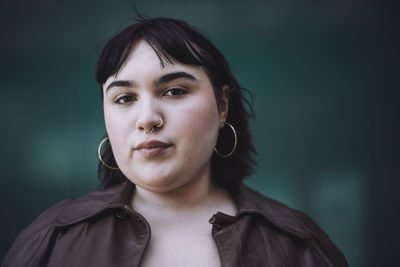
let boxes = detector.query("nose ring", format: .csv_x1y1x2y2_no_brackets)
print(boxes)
145,119,164,134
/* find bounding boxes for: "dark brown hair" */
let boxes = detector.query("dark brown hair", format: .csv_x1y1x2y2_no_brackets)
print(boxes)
96,17,256,188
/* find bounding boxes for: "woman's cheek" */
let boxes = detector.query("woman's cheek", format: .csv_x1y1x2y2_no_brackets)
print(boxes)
178,104,219,151
105,112,129,160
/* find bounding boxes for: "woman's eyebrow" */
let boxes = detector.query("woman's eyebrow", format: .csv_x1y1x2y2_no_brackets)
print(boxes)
154,71,198,86
105,80,136,92
105,72,197,93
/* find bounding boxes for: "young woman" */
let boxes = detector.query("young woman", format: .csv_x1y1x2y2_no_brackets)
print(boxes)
2,18,348,267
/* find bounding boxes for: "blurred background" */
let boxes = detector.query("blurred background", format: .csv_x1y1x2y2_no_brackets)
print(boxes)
0,0,398,266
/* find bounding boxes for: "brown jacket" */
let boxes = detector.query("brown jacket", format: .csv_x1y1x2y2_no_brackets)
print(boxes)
2,181,348,267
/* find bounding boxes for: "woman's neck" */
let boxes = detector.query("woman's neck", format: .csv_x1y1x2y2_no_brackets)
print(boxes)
130,174,236,225
132,174,214,212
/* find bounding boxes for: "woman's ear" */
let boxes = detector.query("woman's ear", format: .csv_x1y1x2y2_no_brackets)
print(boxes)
218,85,230,128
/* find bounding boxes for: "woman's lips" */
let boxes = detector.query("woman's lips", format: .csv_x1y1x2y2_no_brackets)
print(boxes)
134,140,172,158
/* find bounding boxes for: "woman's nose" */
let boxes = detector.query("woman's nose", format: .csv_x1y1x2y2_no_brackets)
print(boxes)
135,99,163,134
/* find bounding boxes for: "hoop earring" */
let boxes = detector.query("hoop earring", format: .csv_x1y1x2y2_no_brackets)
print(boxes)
214,122,237,158
98,137,120,170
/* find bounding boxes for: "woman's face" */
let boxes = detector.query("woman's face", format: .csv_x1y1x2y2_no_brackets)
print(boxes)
103,40,228,193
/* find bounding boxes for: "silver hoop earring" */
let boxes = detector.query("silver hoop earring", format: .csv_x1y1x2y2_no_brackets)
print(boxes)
98,137,120,170
214,122,237,158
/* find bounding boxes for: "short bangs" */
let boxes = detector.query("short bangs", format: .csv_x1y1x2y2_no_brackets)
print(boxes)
97,19,209,87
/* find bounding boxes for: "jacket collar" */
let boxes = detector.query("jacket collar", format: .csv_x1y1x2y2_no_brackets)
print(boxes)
53,180,134,227
231,183,311,239
53,180,311,239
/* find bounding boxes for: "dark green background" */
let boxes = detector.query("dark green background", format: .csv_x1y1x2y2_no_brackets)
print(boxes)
1,1,398,266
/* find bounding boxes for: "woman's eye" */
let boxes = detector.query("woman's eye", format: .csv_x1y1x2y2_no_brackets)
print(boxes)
115,95,135,104
165,88,187,97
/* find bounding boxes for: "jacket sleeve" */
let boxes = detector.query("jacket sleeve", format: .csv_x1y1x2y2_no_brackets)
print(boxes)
297,211,349,267
1,200,71,267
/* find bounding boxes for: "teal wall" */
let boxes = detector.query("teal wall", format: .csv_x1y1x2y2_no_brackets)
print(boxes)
1,1,398,266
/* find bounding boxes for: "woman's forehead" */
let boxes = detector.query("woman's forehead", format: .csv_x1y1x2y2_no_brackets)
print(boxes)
104,41,207,87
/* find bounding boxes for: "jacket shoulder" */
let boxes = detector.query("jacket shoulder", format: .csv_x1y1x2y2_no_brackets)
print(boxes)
295,211,349,266
2,199,73,267
2,182,132,267
236,183,348,266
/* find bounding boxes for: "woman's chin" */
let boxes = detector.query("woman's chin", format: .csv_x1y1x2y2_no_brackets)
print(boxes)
128,175,181,193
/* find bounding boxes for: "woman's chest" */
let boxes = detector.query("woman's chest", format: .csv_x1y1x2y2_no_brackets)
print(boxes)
139,227,221,267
